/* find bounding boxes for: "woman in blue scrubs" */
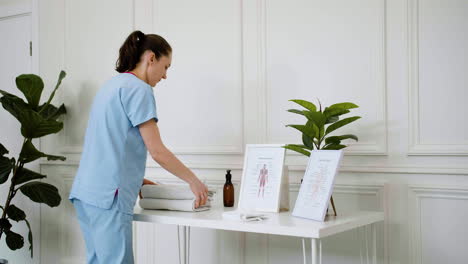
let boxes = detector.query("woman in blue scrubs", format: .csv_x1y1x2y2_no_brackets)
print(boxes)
69,30,209,264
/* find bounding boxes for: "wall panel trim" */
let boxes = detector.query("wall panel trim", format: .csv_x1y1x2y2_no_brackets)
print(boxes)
407,0,468,156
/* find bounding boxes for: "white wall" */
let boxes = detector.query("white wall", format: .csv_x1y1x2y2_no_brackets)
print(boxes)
0,0,41,263
35,0,468,263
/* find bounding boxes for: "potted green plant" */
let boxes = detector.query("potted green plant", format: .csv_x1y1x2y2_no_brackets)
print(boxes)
0,71,67,259
284,99,361,215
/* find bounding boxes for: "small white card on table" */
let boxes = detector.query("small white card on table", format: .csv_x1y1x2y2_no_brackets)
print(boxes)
292,150,343,221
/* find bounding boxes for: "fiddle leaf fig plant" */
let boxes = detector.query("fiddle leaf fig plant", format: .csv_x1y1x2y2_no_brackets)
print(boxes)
0,71,67,257
284,99,361,216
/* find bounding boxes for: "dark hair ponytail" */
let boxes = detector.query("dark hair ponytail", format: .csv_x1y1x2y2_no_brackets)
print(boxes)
115,30,172,73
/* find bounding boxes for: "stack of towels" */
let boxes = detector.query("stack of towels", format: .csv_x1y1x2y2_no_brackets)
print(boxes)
139,184,216,212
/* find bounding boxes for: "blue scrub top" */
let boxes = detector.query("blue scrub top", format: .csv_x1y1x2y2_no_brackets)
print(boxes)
69,73,158,215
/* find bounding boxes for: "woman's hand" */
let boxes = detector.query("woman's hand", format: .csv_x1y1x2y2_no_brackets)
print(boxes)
139,178,158,199
189,179,209,208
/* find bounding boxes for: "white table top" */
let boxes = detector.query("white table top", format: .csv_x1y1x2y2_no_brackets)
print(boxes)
133,205,384,239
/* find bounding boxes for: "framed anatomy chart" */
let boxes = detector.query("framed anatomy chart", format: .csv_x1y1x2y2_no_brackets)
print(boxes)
292,150,343,221
238,144,288,213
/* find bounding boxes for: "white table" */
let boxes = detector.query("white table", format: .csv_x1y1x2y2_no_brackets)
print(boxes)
133,206,384,264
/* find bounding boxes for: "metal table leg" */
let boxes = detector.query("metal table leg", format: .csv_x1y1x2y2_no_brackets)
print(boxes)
186,226,191,264
311,238,322,264
301,238,322,264
177,225,191,264
365,225,370,264
302,238,307,264
372,224,377,264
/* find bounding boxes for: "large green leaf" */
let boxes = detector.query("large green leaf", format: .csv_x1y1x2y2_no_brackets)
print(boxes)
0,218,12,232
302,134,315,149
323,144,347,150
19,181,61,207
327,102,359,110
312,123,320,139
325,134,359,145
0,143,8,156
14,167,46,186
304,111,326,128
25,219,33,257
6,204,26,222
286,124,316,139
289,99,316,112
15,74,44,109
325,115,339,124
5,230,24,250
0,90,30,121
287,109,307,117
325,116,361,136
304,113,325,142
0,93,64,138
306,120,318,143
38,103,67,120
0,156,13,184
324,108,350,119
287,144,308,149
19,109,63,138
19,139,66,163
284,145,311,156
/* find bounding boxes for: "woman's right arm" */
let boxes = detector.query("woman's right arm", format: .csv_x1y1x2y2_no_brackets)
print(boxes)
138,119,208,208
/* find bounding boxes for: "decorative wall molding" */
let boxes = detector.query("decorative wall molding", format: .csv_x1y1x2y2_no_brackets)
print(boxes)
264,0,388,156
41,160,468,176
335,0,389,155
242,0,268,145
60,145,244,155
153,0,246,155
407,0,468,156
257,0,269,145
134,217,158,264
59,177,83,264
59,0,394,157
408,185,468,264
289,164,468,175
52,169,387,264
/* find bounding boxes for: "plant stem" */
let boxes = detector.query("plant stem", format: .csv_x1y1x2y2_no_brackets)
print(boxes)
0,167,17,239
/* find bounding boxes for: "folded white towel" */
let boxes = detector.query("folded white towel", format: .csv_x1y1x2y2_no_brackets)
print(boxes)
141,184,216,200
139,198,212,212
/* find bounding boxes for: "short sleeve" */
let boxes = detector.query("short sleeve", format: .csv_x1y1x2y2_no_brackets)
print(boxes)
120,85,158,127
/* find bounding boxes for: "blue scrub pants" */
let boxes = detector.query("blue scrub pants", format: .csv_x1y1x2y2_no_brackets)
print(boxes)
71,196,134,264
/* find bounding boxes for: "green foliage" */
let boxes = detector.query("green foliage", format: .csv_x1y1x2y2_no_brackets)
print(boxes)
6,205,26,222
0,143,8,156
19,139,65,164
14,168,47,186
0,156,13,184
15,74,44,110
0,90,64,138
284,99,361,155
0,71,67,257
5,230,24,250
19,182,61,207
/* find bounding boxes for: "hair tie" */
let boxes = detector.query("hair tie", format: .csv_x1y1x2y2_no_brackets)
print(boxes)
137,32,146,43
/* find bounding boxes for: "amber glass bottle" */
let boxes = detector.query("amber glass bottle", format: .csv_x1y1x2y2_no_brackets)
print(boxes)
223,170,234,207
